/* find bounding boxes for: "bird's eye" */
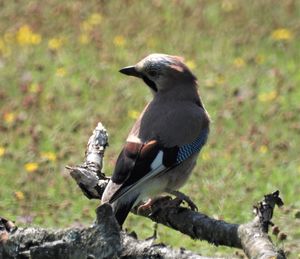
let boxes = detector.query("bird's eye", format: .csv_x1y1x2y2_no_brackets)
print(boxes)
148,70,158,77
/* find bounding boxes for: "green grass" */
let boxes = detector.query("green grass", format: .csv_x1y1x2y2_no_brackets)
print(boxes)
0,0,300,257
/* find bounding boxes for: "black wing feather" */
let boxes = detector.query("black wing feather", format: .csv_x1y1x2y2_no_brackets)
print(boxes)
109,140,162,202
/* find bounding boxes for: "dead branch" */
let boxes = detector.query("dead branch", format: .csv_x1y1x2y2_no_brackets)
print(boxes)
0,206,225,259
67,122,286,259
1,205,121,259
0,122,286,258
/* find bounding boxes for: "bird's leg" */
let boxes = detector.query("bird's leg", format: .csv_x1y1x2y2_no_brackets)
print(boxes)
137,198,155,214
137,196,171,216
166,189,198,211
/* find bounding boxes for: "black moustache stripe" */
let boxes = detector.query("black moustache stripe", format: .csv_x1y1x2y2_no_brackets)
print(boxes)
142,76,158,92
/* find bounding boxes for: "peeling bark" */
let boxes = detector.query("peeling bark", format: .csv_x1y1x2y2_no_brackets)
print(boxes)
0,122,287,258
1,205,121,259
0,206,225,259
67,122,286,258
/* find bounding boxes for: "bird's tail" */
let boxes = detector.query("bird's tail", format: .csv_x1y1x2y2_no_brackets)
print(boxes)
111,195,139,227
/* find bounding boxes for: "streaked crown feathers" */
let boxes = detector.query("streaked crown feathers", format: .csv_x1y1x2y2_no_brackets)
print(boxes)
136,53,195,78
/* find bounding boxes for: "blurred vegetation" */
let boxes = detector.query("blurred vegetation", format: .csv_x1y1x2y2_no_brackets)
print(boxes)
0,0,299,257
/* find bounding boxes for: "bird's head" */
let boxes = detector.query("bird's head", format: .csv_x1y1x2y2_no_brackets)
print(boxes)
119,53,197,93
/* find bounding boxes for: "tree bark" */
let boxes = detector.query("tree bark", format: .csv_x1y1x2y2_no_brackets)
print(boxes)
0,122,286,258
1,205,221,259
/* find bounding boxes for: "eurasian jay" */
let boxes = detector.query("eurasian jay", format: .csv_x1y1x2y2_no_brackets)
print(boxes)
102,54,210,226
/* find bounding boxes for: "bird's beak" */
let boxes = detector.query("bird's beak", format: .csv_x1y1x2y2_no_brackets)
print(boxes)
119,66,141,78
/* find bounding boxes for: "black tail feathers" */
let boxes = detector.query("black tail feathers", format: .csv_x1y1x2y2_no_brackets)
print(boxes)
112,196,138,227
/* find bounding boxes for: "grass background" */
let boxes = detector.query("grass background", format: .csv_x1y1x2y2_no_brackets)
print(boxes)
0,0,299,257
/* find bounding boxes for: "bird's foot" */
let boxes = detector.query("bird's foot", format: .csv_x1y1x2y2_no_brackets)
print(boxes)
137,198,155,214
167,190,198,211
136,196,172,217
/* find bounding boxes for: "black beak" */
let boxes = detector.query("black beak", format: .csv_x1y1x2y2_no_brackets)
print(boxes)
119,66,141,78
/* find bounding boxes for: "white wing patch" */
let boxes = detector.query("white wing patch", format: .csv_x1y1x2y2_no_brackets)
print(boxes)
151,150,163,169
110,151,167,203
126,135,142,143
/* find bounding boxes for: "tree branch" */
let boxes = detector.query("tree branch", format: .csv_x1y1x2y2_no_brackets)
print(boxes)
0,122,286,258
0,206,224,259
67,122,286,258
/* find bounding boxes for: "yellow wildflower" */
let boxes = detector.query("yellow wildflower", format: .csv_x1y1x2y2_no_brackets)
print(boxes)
88,13,102,25
201,151,211,161
0,146,5,157
258,90,278,102
17,25,41,45
186,60,196,70
113,35,126,47
15,191,25,201
271,28,293,41
29,82,40,93
30,34,42,45
128,110,140,120
41,151,57,162
3,112,16,124
48,37,64,50
259,145,268,154
233,57,245,68
24,162,39,173
78,34,90,45
17,25,31,44
56,67,67,77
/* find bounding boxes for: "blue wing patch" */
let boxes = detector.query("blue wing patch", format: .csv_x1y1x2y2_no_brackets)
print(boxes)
176,128,209,163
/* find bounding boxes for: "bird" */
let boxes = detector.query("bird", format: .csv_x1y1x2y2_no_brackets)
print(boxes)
101,53,210,226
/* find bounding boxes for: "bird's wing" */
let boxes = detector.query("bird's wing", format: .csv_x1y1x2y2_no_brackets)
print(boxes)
103,127,209,204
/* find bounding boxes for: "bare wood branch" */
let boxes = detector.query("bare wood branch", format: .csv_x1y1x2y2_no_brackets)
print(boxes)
66,122,109,200
1,205,121,259
67,122,286,259
1,122,225,258
0,206,225,259
0,122,286,258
